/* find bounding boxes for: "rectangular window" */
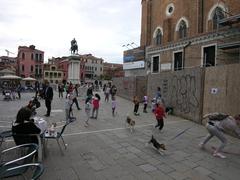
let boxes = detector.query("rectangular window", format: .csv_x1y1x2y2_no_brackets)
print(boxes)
35,65,38,74
22,65,24,71
203,45,216,67
152,56,159,73
95,67,97,71
58,73,61,77
174,52,183,71
35,54,39,61
45,72,49,77
39,54,42,61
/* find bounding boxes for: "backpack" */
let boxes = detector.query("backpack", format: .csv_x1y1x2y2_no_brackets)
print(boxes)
208,113,229,121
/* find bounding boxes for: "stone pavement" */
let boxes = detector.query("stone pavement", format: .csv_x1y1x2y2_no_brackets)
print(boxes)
0,90,240,180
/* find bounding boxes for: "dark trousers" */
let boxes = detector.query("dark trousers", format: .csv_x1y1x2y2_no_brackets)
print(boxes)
59,91,63,98
45,99,52,116
134,104,139,113
72,97,80,109
155,118,164,130
143,104,147,112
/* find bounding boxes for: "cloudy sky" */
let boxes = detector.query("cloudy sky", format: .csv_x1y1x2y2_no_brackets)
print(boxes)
0,0,141,63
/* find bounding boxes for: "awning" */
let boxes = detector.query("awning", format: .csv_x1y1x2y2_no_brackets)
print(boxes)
22,77,37,81
0,75,22,80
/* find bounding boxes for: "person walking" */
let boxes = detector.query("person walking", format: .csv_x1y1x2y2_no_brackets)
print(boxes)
154,102,166,131
112,96,117,116
58,83,64,98
143,95,148,113
104,86,110,102
199,113,240,158
44,81,53,117
84,96,92,127
133,95,140,116
72,86,81,110
17,83,21,99
65,93,73,122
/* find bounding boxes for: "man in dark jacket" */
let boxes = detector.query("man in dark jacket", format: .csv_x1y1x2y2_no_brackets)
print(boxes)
44,81,53,117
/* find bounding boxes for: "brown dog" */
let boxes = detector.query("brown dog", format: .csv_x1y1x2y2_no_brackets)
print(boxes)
126,116,135,133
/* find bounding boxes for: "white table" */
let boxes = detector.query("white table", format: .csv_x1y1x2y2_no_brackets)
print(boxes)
33,117,48,162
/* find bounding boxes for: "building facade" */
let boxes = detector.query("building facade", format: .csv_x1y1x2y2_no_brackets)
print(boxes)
82,54,103,80
103,62,124,79
43,63,64,84
17,45,44,79
124,0,240,75
0,56,17,73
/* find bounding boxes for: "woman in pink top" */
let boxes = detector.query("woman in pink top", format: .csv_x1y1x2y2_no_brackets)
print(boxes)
91,94,100,119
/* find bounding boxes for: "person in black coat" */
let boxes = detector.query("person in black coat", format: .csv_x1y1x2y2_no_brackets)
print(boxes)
44,81,53,117
12,107,41,145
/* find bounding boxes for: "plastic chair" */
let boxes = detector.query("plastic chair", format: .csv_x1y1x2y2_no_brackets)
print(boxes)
44,122,69,155
0,143,38,179
5,163,44,180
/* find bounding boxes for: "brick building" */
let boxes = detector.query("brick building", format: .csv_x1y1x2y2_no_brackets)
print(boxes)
0,56,17,72
124,0,240,75
103,62,124,79
17,45,44,79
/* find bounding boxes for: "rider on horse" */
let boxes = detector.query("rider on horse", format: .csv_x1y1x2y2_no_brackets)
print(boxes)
71,38,78,54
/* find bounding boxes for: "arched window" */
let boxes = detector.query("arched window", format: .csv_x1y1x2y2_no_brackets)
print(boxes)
212,7,225,29
155,29,162,45
179,20,187,39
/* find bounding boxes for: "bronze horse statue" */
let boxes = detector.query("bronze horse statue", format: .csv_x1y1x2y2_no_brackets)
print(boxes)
70,38,78,55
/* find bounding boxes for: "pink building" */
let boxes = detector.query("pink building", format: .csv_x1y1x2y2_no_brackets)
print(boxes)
17,45,44,80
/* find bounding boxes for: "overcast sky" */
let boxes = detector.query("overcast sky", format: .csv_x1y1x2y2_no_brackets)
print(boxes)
0,0,141,63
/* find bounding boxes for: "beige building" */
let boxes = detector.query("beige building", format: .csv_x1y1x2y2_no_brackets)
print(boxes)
43,64,64,84
81,54,103,80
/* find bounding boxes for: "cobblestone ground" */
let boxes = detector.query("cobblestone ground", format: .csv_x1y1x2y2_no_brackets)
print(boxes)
0,89,240,180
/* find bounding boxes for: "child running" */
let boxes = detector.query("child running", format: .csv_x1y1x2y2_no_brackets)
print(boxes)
84,96,92,127
91,94,100,119
154,102,166,131
143,95,148,113
133,95,140,116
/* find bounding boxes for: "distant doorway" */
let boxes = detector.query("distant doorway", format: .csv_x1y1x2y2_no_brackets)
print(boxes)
203,45,216,67
174,51,183,71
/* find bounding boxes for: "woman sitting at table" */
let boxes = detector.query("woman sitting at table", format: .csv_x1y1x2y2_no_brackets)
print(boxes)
12,107,41,145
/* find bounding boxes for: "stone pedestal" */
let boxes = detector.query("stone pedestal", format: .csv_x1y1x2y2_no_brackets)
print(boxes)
68,55,80,84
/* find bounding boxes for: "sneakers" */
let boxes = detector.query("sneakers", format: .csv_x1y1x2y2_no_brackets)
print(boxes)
213,152,226,159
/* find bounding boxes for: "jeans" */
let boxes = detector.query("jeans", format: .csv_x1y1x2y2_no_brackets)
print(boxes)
201,123,227,153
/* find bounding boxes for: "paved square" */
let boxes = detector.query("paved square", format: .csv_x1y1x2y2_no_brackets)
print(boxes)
1,90,240,180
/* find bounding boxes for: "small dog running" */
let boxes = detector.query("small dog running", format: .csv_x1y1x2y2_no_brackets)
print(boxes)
148,135,166,155
126,116,135,133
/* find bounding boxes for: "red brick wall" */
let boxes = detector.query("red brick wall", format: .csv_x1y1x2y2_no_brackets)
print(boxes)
140,0,240,46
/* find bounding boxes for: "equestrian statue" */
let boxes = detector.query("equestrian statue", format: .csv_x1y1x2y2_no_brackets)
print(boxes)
70,38,78,55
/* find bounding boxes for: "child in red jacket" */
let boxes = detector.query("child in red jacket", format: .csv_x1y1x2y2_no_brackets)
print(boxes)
154,103,166,130
91,94,100,119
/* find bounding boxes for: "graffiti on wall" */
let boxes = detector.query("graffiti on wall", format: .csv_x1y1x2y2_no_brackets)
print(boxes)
170,74,199,114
